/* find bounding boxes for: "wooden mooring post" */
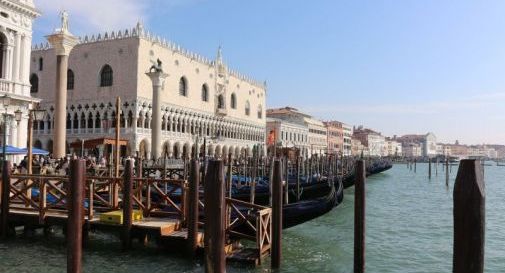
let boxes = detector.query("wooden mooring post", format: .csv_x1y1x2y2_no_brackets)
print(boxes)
296,156,301,201
1,161,11,240
187,159,200,255
271,159,283,269
204,160,226,273
428,158,432,179
446,158,450,185
67,159,85,273
122,159,134,250
284,158,289,205
414,158,417,173
354,160,366,273
453,159,485,273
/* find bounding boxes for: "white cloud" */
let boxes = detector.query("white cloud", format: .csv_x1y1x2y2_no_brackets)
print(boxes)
35,0,149,34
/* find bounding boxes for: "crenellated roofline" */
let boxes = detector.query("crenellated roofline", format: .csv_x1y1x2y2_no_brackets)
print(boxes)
32,22,267,90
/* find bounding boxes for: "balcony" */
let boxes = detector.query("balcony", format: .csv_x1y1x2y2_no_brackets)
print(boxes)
0,79,13,93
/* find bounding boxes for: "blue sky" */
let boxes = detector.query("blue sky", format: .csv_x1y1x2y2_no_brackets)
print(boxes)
33,0,505,145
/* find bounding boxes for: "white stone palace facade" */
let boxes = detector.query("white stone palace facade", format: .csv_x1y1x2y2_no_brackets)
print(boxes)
266,117,309,157
30,22,266,159
0,0,39,151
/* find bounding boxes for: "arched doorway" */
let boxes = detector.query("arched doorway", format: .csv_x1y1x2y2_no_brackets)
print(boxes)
162,141,171,158
139,139,149,159
34,139,43,149
173,142,181,159
47,139,54,154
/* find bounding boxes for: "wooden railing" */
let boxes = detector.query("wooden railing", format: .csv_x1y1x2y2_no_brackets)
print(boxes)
226,197,272,259
9,175,71,224
7,174,187,224
133,178,187,220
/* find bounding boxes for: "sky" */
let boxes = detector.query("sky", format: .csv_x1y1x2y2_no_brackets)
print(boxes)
32,0,505,145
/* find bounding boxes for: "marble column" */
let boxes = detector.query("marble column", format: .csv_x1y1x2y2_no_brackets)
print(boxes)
46,30,78,158
146,69,168,160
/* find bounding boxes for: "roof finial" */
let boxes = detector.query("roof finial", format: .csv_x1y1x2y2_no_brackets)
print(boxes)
216,45,223,63
136,20,145,36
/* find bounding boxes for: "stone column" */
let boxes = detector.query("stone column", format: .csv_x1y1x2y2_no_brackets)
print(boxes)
46,31,78,158
10,122,17,147
146,70,168,160
12,33,20,84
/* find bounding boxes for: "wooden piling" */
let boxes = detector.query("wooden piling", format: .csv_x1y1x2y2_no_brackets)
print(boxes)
271,159,283,269
414,158,417,173
1,161,11,239
296,157,301,201
446,158,449,185
284,158,289,205
204,160,226,273
354,160,366,273
187,159,200,255
453,159,485,273
429,158,432,179
227,154,232,198
67,159,85,273
122,159,133,250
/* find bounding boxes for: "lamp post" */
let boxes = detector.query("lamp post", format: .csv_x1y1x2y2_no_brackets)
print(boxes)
1,95,11,166
27,105,46,175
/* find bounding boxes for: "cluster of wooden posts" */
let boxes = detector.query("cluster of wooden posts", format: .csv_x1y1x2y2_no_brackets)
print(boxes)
355,159,485,273
407,157,454,185
0,156,292,273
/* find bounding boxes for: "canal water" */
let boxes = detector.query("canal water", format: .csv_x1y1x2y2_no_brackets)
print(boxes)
0,163,503,272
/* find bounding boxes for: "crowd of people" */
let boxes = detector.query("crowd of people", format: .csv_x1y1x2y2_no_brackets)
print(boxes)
12,154,112,175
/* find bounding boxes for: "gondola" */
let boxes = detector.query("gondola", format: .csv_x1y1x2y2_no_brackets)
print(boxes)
231,174,334,205
342,160,393,188
282,177,341,228
230,178,342,238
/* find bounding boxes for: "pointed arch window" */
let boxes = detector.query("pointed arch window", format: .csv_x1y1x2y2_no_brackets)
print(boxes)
230,93,237,109
257,105,263,119
30,74,39,93
245,100,250,116
201,84,209,102
38,57,43,71
67,69,75,90
100,65,113,87
179,77,188,96
217,94,225,109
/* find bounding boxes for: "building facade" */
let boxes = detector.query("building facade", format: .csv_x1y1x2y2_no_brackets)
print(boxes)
30,22,266,159
402,143,422,158
266,107,327,157
385,138,402,157
342,123,353,156
266,117,309,157
0,0,39,153
395,133,437,157
324,121,343,155
353,126,385,157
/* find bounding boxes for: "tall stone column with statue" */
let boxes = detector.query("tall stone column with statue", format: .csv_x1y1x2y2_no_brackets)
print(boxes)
46,11,78,158
146,59,168,160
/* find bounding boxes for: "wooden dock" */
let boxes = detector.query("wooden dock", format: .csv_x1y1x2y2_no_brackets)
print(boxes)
1,167,272,268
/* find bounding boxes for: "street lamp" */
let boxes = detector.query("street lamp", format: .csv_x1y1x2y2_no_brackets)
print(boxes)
0,95,11,166
27,105,46,174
